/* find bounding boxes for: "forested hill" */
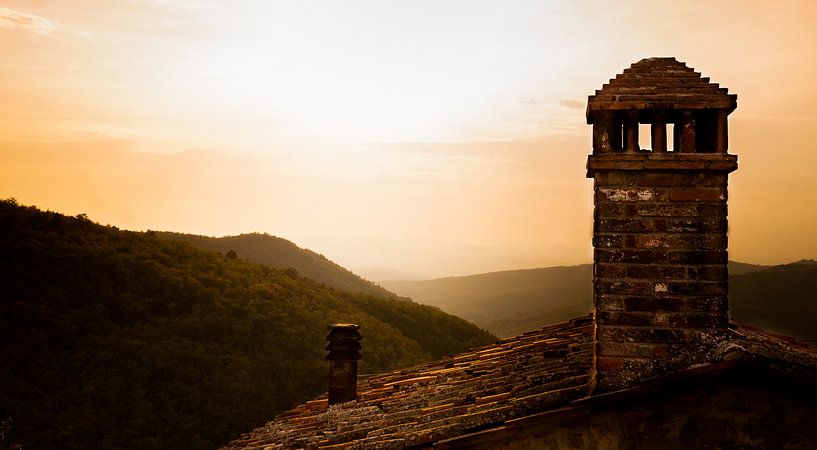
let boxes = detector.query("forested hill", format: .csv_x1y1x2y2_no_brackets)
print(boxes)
382,266,594,338
730,260,817,343
380,261,813,340
157,231,401,300
0,199,494,450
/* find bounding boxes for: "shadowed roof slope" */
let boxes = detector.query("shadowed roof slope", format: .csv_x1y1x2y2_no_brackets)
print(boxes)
223,318,817,450
586,57,737,121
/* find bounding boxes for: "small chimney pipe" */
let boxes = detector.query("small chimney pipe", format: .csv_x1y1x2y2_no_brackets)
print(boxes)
326,323,361,405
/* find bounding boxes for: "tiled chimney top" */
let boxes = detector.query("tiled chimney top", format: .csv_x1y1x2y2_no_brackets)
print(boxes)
588,57,736,116
587,57,736,155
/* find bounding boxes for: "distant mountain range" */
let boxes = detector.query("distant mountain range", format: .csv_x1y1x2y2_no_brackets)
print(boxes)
353,267,432,283
295,234,569,279
382,261,816,341
0,200,494,449
156,232,402,300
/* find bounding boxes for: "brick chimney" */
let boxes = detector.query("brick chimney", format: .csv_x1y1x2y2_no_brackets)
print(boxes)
586,58,738,392
326,323,362,405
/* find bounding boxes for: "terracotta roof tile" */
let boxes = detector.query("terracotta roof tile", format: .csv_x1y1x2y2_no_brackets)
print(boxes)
224,316,594,449
223,315,817,450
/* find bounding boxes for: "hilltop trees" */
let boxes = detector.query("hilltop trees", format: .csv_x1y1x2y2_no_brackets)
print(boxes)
0,200,493,449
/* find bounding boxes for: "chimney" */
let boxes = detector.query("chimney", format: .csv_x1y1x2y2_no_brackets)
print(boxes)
326,323,362,405
586,58,738,392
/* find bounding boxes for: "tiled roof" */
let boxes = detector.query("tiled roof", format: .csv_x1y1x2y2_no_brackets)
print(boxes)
224,316,594,449
587,57,737,120
224,317,817,450
725,324,817,379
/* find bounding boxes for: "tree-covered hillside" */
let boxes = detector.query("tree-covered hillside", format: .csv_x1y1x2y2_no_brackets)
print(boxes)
383,266,593,338
0,200,494,449
730,260,817,342
156,232,401,300
382,261,812,339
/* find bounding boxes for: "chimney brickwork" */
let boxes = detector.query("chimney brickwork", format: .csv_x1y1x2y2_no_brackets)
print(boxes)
586,58,738,391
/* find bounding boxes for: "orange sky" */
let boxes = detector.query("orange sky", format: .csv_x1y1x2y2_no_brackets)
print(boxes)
1,1,816,274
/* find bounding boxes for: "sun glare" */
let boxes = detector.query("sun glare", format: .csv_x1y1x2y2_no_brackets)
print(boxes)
1,0,816,265
168,33,476,143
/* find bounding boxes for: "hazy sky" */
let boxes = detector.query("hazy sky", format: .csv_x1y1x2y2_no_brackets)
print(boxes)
2,0,816,270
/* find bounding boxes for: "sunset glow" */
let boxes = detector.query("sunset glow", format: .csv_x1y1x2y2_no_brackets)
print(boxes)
2,0,816,275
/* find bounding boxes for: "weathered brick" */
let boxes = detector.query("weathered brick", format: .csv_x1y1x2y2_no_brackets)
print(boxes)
596,294,624,311
635,203,699,217
597,188,654,202
647,343,669,358
653,282,669,294
634,234,726,250
595,264,626,279
596,218,652,233
651,189,671,202
595,202,630,218
595,249,655,263
623,296,685,312
701,235,727,250
598,311,654,326
593,171,631,186
635,172,698,186
661,250,727,264
654,217,726,233
599,341,668,358
634,235,690,249
623,172,727,187
696,203,728,218
669,188,725,202
696,265,727,281
655,312,728,328
686,296,727,312
667,281,727,296
593,234,624,248
596,280,653,295
597,326,698,344
626,265,688,280
696,234,727,250
693,172,729,186
598,341,627,356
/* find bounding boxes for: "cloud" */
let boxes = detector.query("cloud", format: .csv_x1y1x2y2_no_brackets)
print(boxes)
516,98,542,106
559,99,584,110
364,136,588,182
0,7,58,36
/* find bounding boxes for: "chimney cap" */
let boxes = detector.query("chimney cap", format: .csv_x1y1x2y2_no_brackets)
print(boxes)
327,323,360,331
587,57,736,124
326,323,362,361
